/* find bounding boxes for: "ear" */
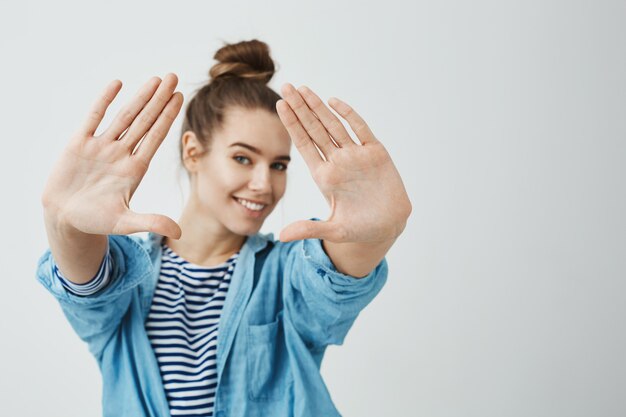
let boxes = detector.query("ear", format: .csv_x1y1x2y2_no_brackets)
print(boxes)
181,131,205,173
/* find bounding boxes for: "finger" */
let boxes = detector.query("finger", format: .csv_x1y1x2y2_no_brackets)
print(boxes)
99,76,162,140
276,99,324,172
328,97,379,145
280,83,338,158
133,91,184,164
279,219,345,242
79,80,123,137
115,210,182,239
119,73,179,153
297,86,356,148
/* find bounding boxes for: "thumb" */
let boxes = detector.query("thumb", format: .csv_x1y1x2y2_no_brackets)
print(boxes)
279,219,343,242
116,210,182,239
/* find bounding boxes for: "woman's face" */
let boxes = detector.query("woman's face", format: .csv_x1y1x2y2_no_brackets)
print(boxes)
189,106,292,236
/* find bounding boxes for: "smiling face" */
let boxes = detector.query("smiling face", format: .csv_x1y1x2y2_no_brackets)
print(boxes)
183,106,292,237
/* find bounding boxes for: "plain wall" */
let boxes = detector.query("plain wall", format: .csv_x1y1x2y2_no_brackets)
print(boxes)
1,0,625,416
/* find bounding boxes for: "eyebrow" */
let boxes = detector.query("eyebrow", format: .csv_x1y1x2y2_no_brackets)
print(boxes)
229,142,291,161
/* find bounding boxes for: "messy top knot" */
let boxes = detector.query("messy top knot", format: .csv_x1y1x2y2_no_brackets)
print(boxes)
179,39,282,173
209,40,275,84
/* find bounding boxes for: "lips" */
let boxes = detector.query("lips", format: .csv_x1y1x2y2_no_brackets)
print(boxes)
233,197,268,213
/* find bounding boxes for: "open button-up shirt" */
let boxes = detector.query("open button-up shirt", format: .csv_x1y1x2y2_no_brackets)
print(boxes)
36,231,388,417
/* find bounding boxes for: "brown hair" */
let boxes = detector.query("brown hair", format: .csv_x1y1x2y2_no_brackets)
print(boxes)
180,39,282,165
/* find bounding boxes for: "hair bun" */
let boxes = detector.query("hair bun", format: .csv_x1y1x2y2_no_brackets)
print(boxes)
209,39,276,84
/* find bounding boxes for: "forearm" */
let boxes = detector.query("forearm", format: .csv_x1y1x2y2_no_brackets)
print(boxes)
43,208,108,285
322,238,396,278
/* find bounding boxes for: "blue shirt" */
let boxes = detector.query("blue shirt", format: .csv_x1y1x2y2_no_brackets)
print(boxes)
35,231,388,417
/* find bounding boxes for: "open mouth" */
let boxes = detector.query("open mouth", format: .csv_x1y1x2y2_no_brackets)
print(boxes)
233,197,267,214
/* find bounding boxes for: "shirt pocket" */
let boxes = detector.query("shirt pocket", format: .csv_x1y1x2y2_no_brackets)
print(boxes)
246,317,291,401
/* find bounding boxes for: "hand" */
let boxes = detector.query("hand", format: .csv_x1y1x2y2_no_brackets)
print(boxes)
41,74,184,238
276,84,412,244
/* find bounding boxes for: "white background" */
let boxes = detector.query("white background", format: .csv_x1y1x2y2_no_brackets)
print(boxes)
1,0,625,416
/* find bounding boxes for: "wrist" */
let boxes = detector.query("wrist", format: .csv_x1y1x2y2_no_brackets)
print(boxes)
43,207,84,238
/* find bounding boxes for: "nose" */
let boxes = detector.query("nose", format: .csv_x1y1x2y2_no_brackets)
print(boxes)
248,164,272,194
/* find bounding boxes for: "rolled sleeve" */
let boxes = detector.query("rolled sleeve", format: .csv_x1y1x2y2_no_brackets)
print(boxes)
283,238,388,349
35,234,154,358
54,240,113,297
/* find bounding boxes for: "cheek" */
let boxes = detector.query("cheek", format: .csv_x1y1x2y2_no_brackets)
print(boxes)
198,170,238,199
209,161,245,191
273,175,287,200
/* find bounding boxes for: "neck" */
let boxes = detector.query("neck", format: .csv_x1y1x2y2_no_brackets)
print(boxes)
163,196,246,267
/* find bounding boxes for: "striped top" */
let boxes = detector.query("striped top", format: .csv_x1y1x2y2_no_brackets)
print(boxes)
54,241,239,417
146,244,238,416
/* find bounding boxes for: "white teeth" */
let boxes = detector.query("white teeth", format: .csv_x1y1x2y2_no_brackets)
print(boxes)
236,198,266,211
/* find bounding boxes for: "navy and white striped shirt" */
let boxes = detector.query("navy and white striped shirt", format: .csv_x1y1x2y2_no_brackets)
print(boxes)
146,244,238,416
54,242,239,417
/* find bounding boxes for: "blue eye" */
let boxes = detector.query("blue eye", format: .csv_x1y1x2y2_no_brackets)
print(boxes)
271,162,288,171
234,155,251,165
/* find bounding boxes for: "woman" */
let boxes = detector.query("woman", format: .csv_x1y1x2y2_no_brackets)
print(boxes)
36,40,411,417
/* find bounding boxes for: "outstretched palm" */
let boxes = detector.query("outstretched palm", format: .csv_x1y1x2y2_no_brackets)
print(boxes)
41,74,184,238
276,84,412,243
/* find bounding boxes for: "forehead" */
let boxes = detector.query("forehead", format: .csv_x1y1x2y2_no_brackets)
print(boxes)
212,106,291,155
